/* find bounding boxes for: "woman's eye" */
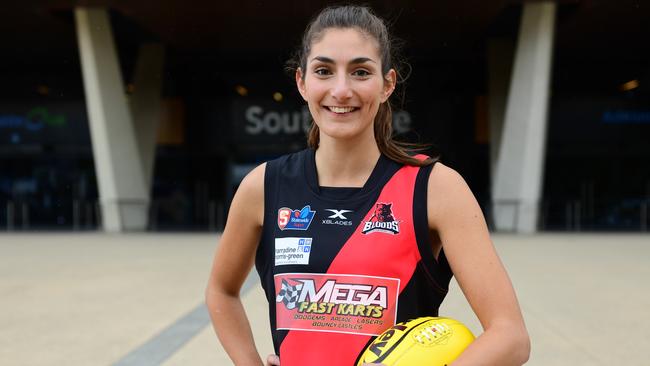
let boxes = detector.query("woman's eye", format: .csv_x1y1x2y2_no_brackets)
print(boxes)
314,68,331,76
352,69,371,77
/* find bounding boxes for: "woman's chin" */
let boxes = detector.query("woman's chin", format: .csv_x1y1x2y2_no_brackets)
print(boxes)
317,122,374,142
319,127,364,142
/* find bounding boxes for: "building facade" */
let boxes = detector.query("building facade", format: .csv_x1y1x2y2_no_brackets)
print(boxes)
1,0,649,232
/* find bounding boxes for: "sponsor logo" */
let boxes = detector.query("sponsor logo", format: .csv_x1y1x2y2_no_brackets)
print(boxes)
278,205,316,230
361,203,400,235
325,209,352,219
274,237,312,266
322,209,353,226
274,273,399,336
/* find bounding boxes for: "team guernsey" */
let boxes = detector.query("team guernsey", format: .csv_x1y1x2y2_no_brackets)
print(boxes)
255,149,453,365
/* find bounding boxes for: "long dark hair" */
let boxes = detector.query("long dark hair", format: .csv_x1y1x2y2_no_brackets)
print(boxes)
288,5,436,167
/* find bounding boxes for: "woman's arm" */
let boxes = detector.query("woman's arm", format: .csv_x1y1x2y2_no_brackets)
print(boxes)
205,163,267,366
428,163,530,365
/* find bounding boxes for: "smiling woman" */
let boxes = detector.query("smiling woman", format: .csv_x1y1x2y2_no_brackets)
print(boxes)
296,28,392,149
205,5,530,366
289,7,433,169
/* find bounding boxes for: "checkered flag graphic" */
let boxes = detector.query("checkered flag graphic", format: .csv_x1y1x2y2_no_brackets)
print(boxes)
276,279,303,310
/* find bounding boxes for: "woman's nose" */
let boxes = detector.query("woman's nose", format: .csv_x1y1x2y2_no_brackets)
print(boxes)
330,75,353,100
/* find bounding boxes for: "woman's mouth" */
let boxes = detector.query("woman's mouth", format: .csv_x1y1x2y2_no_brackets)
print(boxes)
325,106,359,114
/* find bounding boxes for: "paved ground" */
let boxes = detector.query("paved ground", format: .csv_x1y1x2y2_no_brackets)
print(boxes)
0,233,648,365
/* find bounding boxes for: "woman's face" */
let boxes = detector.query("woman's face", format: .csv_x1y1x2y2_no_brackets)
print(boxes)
296,28,396,143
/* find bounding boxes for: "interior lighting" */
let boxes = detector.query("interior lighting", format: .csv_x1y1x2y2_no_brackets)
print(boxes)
273,92,283,102
36,85,49,96
235,85,248,96
620,79,639,92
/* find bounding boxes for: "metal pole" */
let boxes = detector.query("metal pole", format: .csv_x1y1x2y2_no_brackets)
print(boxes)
217,201,224,231
574,200,581,232
85,202,93,229
208,200,216,232
485,201,495,232
538,201,546,231
7,201,15,231
22,202,29,230
641,201,648,232
565,201,572,231
95,201,102,231
513,200,519,233
149,201,157,231
73,199,80,231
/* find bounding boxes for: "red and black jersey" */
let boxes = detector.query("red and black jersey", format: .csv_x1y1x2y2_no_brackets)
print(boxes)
255,148,453,365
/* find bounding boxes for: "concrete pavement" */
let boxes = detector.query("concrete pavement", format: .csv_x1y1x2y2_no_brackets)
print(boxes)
1,233,648,365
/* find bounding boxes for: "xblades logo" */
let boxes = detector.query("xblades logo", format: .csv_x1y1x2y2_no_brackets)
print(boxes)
322,209,353,226
325,209,352,219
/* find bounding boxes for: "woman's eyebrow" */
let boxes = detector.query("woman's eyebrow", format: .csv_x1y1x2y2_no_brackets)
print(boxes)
310,56,377,65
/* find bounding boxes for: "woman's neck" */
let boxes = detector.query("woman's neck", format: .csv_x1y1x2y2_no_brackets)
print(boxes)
314,133,380,188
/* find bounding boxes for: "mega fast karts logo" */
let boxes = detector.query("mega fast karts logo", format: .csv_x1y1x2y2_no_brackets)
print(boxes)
278,205,316,230
274,273,399,336
361,202,400,235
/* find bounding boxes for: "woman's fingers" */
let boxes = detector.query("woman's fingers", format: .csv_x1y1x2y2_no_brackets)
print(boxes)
266,354,280,366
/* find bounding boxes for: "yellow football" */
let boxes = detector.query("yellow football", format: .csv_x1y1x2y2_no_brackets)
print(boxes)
357,317,475,366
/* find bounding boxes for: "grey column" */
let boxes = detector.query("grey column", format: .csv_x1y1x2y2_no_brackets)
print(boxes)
75,7,149,232
130,43,165,192
492,1,556,233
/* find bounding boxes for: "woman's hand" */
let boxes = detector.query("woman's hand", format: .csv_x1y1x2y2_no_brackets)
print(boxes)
263,355,384,365
266,354,280,366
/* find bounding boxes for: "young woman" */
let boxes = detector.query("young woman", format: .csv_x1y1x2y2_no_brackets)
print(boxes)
206,5,530,366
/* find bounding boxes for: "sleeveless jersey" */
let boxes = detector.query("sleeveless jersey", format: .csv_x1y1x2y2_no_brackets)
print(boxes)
255,148,453,365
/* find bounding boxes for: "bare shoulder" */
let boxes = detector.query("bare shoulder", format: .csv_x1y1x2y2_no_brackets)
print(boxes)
427,162,481,230
230,163,266,226
238,163,266,197
427,162,466,190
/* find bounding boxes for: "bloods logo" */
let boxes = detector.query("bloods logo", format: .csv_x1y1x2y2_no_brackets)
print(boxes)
361,203,400,235
274,273,399,336
278,205,316,230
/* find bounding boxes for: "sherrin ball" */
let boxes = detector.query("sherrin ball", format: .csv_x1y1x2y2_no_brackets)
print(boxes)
357,317,475,366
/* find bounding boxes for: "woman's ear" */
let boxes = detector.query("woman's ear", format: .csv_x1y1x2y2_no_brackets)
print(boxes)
296,68,307,101
382,69,397,103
